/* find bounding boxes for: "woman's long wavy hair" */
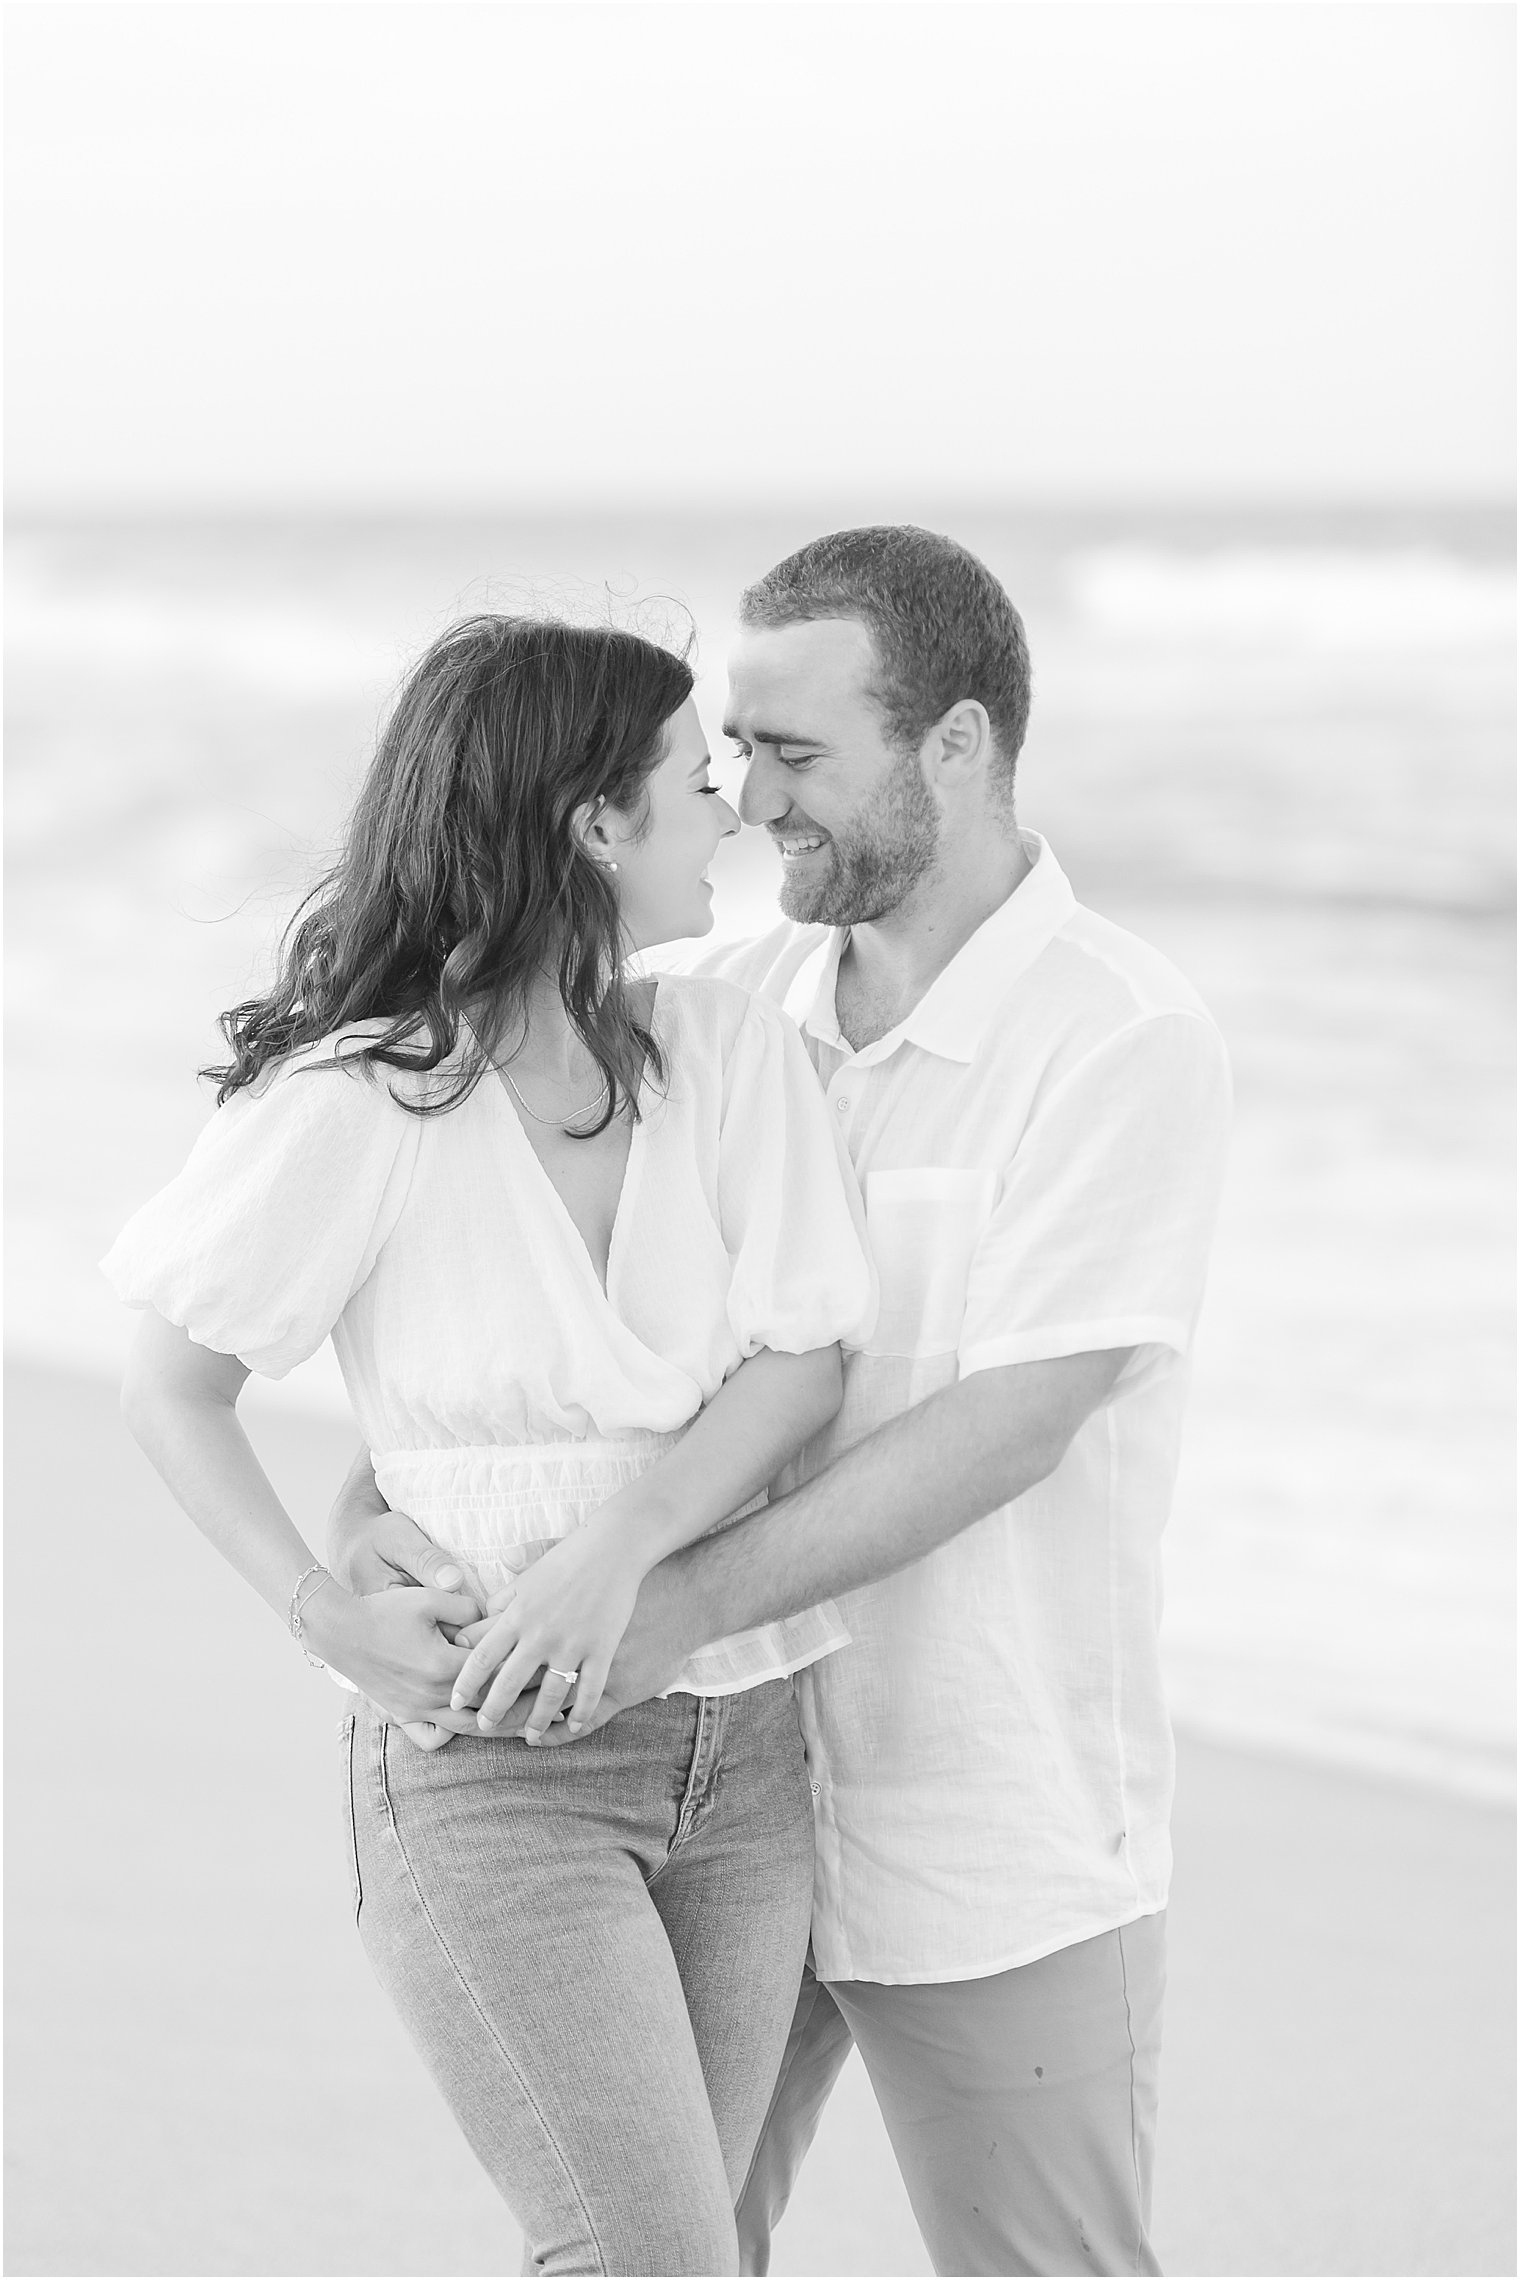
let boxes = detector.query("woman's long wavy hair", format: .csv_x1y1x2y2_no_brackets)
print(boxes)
206,614,693,1131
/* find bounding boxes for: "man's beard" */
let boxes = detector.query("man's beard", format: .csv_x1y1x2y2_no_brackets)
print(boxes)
777,751,940,927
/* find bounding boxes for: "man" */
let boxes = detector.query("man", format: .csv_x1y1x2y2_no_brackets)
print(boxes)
330,527,1231,2275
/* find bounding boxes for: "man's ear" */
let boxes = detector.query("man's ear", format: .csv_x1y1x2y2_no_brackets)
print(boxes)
927,699,995,788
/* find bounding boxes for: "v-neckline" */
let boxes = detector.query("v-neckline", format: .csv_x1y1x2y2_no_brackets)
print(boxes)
484,983,658,1303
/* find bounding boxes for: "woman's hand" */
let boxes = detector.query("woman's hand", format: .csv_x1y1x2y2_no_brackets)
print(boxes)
307,1581,479,1728
449,1521,649,1742
526,1549,712,1746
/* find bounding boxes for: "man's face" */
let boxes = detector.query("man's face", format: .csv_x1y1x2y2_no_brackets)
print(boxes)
722,618,939,927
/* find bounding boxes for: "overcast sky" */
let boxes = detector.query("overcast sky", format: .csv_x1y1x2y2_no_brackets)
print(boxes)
6,2,1514,508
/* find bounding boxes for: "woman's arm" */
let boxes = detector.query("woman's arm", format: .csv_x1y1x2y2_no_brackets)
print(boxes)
594,1342,843,1567
121,1310,479,1723
450,1342,844,1737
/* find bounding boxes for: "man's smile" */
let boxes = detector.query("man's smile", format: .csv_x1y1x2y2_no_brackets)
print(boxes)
770,830,829,861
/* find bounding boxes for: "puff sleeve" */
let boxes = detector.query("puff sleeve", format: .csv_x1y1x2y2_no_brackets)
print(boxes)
717,997,877,1358
101,1044,422,1377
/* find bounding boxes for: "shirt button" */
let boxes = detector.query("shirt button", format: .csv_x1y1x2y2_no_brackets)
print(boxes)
810,1781,822,1797
835,1096,850,1113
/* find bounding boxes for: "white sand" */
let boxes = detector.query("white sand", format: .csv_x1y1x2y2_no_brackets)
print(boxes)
5,1363,1514,2277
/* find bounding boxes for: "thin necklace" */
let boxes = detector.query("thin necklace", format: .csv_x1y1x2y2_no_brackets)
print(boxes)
497,1059,611,1130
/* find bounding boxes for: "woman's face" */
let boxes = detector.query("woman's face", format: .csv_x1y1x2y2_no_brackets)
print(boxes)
597,700,739,950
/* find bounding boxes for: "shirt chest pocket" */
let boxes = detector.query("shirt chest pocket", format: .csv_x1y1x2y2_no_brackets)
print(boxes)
863,1168,999,1358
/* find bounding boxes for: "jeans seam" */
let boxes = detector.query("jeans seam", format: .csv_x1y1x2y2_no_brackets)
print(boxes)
375,1721,608,2277
1116,1920,1145,2276
342,1716,364,1924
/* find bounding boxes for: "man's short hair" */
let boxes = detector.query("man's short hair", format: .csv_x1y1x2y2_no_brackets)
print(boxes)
739,526,1032,786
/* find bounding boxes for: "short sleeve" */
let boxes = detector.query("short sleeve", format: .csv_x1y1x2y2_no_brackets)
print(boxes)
957,1011,1232,1392
717,997,878,1358
101,1045,422,1377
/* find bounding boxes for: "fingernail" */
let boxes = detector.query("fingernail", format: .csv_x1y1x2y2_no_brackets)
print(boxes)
450,1695,467,1713
436,1564,463,1588
523,1730,541,1746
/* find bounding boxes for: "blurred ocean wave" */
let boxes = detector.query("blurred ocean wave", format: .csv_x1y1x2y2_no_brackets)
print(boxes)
5,505,1513,1800
3,582,399,695
1068,544,1516,647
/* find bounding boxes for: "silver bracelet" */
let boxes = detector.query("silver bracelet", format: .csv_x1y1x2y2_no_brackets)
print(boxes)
288,1562,334,1668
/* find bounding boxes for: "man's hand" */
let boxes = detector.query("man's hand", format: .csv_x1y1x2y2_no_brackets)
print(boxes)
396,1697,540,1751
327,1446,477,1605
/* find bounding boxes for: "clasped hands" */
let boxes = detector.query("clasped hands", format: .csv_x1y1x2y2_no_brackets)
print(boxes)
325,1493,692,1751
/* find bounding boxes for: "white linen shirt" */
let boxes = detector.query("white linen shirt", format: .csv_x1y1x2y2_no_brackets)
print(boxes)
102,974,878,1696
671,834,1232,1979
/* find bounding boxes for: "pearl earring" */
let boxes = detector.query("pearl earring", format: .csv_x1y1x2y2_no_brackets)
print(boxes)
600,859,619,873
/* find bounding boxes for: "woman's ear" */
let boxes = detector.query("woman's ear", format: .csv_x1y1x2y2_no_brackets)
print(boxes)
571,796,623,872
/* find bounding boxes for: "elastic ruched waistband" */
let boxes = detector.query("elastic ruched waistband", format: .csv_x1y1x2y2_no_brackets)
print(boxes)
371,1433,763,1583
375,1434,683,1526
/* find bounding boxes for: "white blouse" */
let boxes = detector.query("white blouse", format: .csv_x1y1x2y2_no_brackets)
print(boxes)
103,974,879,1694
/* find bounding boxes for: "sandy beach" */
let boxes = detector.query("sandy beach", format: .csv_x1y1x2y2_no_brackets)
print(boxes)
4,1360,1513,2277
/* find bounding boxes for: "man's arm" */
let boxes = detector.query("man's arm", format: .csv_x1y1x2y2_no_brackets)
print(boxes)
539,1345,1132,1740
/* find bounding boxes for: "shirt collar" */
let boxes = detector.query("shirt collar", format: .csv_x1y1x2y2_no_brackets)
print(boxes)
784,831,1076,1066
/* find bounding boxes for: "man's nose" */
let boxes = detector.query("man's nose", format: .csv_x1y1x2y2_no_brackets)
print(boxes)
738,752,788,827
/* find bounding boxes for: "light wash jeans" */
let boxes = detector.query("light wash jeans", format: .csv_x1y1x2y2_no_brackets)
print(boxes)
342,1681,815,2277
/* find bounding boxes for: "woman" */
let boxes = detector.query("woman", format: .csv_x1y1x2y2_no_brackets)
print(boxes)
104,615,876,2275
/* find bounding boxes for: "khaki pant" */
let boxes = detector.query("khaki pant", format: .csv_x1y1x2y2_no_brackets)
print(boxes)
736,1912,1166,2278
